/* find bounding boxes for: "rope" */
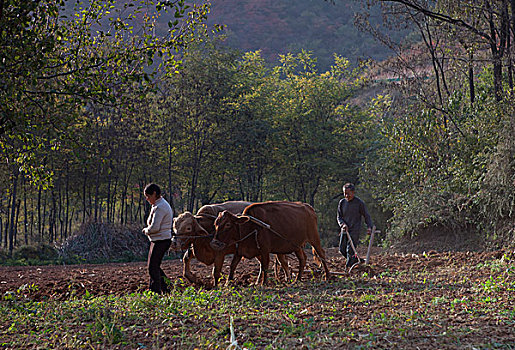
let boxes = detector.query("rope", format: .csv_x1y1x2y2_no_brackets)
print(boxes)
174,233,214,240
212,215,303,253
221,229,258,248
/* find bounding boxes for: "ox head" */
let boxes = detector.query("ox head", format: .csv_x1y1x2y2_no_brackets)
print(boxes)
210,210,250,251
171,212,210,251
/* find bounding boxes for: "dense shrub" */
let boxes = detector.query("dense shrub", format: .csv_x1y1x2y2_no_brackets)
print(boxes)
58,222,150,264
13,244,58,261
363,77,514,248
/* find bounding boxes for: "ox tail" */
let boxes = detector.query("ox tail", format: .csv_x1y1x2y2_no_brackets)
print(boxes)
312,246,323,268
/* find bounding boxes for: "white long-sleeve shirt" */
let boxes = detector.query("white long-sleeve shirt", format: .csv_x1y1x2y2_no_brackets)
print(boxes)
143,197,173,241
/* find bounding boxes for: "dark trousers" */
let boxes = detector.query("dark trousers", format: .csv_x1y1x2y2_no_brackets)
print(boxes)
147,239,171,294
339,230,359,267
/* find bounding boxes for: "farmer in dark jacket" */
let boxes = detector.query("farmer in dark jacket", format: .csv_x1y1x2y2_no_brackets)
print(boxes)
337,183,373,268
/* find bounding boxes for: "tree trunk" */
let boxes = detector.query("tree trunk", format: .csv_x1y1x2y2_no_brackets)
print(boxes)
469,50,475,105
64,172,69,239
487,1,505,101
493,55,504,101
0,215,3,249
8,169,19,255
120,165,126,225
88,181,92,221
23,181,28,245
14,199,21,248
507,26,513,89
49,189,56,243
30,202,34,242
168,142,176,215
309,176,320,207
37,186,42,241
138,178,144,224
42,191,47,241
82,169,88,223
4,191,11,248
124,164,134,225
94,162,101,222
107,164,111,223
188,135,205,212
58,181,63,240
111,177,118,224
68,209,75,237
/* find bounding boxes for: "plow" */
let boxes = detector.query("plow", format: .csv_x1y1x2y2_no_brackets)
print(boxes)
346,225,377,273
273,226,380,280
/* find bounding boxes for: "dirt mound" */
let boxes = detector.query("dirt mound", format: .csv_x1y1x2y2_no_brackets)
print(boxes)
57,222,150,263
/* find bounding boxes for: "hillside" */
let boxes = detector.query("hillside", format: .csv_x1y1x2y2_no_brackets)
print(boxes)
207,0,399,70
65,0,399,71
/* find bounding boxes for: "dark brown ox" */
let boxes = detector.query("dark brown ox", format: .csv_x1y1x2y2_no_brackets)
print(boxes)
210,201,330,285
172,201,289,286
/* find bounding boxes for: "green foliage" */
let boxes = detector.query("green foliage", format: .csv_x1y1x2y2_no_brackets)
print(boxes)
152,43,373,240
0,0,211,181
0,244,59,266
477,93,515,238
12,244,58,262
357,0,515,246
363,70,512,243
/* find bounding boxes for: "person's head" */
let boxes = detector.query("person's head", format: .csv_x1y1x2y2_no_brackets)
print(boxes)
144,183,161,205
343,183,355,201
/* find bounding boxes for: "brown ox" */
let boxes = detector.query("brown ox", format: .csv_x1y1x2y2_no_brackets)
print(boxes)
172,201,290,286
210,201,330,285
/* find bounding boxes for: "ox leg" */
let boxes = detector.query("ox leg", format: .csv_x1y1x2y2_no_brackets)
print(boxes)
212,254,227,287
182,248,198,284
226,254,243,286
257,253,270,286
312,245,331,280
293,248,307,283
275,254,291,283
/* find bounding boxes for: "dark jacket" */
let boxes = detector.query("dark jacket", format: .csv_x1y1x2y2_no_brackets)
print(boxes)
337,196,373,236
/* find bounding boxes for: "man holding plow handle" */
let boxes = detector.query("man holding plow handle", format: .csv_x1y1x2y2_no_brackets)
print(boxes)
337,183,374,269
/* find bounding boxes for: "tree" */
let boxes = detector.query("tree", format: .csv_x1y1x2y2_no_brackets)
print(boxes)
154,40,239,212
368,0,515,101
0,0,211,181
356,0,515,242
268,51,370,206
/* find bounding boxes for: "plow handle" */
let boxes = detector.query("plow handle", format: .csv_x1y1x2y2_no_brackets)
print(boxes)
365,226,376,265
343,227,360,260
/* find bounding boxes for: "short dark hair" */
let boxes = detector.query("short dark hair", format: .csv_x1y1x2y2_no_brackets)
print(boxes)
343,183,355,192
144,183,161,196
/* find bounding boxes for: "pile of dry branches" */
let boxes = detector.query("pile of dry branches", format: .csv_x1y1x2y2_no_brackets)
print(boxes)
58,222,150,263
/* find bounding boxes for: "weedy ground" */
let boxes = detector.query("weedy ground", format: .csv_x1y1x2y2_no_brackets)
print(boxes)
0,248,514,349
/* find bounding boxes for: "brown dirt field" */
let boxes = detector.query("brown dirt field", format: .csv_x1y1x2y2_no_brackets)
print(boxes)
1,246,514,349
0,246,511,301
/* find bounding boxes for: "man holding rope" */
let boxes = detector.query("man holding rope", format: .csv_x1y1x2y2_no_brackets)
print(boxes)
337,183,374,268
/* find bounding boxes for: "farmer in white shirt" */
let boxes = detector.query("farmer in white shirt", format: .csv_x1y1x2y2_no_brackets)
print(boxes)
142,183,173,294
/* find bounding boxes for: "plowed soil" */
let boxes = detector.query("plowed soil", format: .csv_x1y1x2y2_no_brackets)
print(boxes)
1,246,515,349
0,247,511,300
